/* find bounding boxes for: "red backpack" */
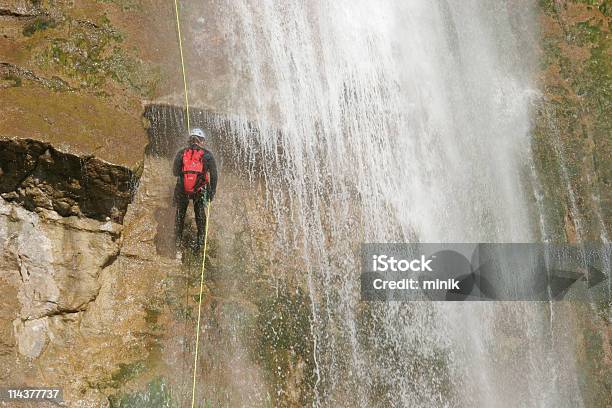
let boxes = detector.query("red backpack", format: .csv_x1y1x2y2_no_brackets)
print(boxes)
181,148,209,195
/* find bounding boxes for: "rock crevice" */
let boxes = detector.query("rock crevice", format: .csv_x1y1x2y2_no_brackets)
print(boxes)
0,62,70,90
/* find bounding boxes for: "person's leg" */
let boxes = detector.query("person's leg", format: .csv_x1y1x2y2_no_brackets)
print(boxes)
193,193,208,250
174,194,189,249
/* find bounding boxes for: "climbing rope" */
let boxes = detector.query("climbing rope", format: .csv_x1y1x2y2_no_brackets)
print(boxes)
173,1,210,407
190,202,211,408
173,0,190,130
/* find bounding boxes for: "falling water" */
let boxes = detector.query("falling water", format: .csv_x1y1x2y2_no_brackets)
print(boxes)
178,1,587,406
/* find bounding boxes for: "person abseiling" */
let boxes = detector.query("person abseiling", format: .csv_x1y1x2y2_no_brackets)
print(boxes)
173,127,218,258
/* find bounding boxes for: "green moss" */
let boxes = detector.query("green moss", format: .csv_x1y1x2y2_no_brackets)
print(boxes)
108,378,177,408
110,361,147,387
569,19,603,46
89,359,149,391
23,16,57,37
38,17,159,96
535,0,612,240
599,0,612,16
576,0,612,12
539,0,557,14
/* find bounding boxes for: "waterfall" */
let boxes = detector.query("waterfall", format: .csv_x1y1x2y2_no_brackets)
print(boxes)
180,1,585,406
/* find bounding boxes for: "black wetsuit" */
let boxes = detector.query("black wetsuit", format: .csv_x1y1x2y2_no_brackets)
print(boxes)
173,146,218,248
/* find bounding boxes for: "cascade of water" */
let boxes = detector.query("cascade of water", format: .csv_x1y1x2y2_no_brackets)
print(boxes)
182,1,587,406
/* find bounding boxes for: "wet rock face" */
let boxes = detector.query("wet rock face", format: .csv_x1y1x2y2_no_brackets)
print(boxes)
0,138,136,222
535,1,611,241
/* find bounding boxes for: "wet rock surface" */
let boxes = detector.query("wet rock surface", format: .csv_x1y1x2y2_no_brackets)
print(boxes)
0,129,312,407
534,1,611,242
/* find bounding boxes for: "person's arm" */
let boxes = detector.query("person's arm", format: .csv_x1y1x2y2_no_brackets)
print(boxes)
205,151,218,201
172,149,184,177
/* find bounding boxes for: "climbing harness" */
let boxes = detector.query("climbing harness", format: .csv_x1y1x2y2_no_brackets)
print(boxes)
173,1,211,407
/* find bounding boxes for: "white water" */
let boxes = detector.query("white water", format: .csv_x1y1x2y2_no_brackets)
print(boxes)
185,1,585,406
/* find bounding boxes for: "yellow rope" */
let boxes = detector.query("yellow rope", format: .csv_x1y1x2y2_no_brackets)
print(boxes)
173,2,210,406
173,0,190,130
190,202,211,408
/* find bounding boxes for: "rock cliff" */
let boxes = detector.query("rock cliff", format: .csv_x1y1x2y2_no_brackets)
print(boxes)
0,0,609,407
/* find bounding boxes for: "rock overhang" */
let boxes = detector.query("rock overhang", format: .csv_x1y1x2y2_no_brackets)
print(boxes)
0,137,137,223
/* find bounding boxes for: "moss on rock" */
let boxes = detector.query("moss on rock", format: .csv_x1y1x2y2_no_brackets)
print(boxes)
108,378,176,408
534,0,611,241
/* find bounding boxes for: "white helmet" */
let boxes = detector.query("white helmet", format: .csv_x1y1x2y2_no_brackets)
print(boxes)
189,127,207,141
